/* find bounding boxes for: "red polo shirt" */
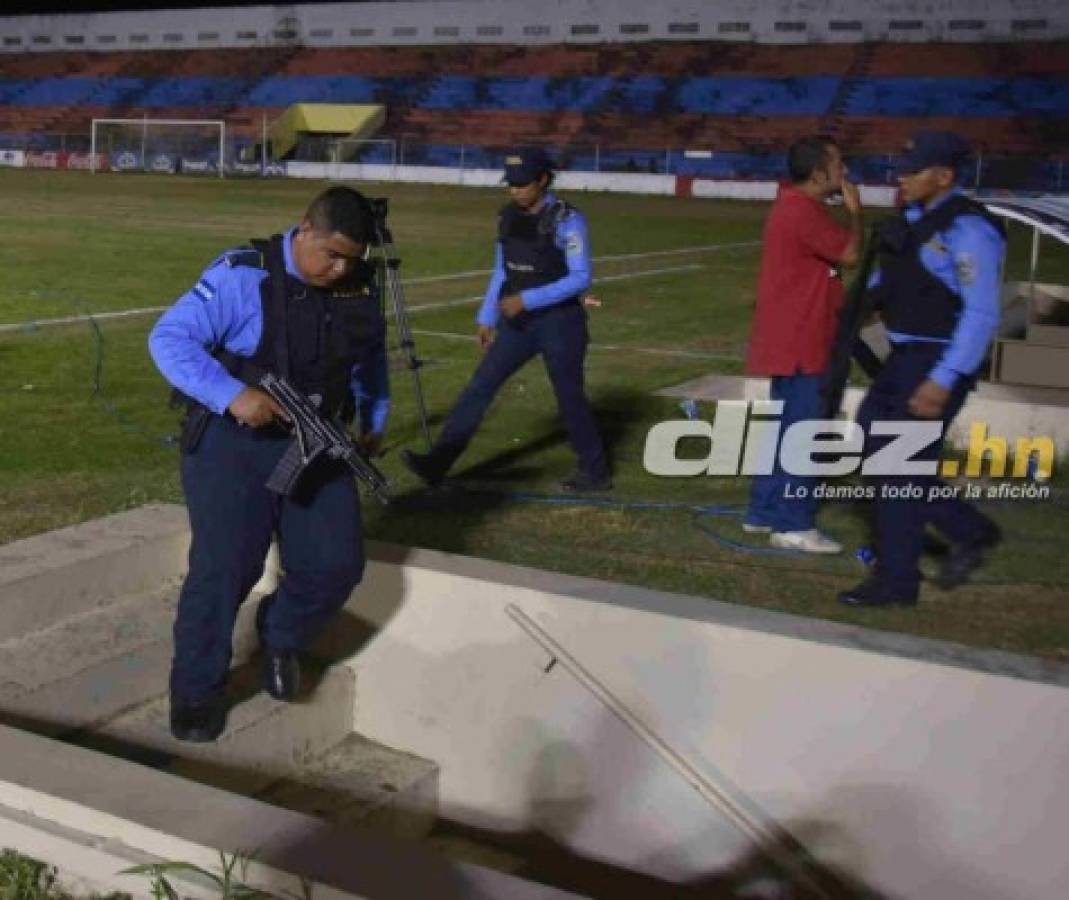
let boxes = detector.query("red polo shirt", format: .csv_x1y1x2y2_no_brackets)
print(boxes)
745,185,851,376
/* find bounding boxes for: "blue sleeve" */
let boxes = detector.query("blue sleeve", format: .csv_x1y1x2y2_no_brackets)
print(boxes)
147,261,264,414
519,211,593,311
477,243,506,327
352,340,391,435
929,217,1005,390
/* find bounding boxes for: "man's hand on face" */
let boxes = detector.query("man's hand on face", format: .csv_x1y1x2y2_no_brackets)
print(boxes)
477,325,496,352
840,179,862,215
228,387,289,428
498,294,525,319
908,379,951,419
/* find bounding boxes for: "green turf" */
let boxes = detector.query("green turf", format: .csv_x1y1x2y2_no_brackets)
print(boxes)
2,169,1067,663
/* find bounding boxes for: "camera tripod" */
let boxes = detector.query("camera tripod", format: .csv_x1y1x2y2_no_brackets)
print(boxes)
368,197,432,451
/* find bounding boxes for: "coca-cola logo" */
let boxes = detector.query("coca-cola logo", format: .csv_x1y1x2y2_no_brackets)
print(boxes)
66,153,106,171
25,151,60,169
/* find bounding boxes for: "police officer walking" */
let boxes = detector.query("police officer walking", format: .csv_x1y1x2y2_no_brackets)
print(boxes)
839,132,1005,607
149,187,389,741
402,147,611,491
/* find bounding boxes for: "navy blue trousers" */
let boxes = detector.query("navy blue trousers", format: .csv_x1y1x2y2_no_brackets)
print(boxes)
857,343,992,594
172,415,365,704
746,372,825,532
432,303,608,479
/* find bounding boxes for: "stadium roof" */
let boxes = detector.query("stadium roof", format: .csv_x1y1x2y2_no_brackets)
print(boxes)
4,0,365,14
983,197,1069,245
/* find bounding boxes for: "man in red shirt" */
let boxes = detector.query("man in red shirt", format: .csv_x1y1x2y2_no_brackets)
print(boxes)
743,137,863,553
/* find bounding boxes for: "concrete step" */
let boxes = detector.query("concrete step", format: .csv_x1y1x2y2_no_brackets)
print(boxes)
0,504,190,638
0,580,183,736
0,578,182,693
255,732,440,842
0,573,270,738
88,661,358,796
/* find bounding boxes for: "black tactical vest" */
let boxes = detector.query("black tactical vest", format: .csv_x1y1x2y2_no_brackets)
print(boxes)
218,234,385,422
875,194,1005,339
497,199,580,303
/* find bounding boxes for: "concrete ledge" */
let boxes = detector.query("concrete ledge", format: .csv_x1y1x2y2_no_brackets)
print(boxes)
0,723,578,899
660,372,1069,456
366,541,1069,689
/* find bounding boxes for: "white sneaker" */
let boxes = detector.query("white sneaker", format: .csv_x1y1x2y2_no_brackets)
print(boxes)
742,522,772,534
770,529,843,554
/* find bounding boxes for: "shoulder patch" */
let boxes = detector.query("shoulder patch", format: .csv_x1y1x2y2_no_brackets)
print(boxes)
954,252,977,287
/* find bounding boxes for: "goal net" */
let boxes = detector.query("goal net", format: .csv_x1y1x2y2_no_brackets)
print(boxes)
90,119,226,176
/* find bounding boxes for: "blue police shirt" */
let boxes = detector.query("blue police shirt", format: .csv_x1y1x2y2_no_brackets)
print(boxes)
476,192,593,327
873,187,1005,390
148,227,390,433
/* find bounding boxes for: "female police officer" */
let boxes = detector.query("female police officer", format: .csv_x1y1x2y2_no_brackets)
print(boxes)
149,187,388,741
402,147,611,491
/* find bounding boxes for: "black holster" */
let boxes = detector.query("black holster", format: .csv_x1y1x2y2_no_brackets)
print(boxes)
176,399,213,454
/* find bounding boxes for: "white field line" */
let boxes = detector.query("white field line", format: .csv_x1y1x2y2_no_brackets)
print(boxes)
402,240,759,285
407,262,705,313
0,305,168,333
411,328,742,361
0,241,758,333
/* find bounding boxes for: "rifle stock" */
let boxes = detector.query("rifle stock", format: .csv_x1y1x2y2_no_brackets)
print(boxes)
820,220,886,418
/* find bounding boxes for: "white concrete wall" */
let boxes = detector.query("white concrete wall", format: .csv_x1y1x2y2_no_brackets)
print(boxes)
4,506,1068,898
1,0,1065,53
286,161,902,203
346,546,1069,899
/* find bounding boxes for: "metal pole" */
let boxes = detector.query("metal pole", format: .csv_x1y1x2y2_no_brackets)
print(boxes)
141,115,147,172
595,143,600,172
90,120,97,174
974,152,982,190
505,605,835,900
219,121,225,178
261,112,267,175
1028,225,1040,318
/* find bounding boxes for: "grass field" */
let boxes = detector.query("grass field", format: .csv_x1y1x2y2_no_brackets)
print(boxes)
2,168,1068,662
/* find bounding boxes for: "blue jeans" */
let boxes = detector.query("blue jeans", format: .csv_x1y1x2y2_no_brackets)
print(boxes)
172,416,365,704
746,373,824,533
430,302,608,479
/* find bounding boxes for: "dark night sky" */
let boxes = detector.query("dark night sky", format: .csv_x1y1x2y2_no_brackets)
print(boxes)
2,1,370,15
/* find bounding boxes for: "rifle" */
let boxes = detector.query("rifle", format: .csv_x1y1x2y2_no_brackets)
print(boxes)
259,372,391,504
820,219,888,418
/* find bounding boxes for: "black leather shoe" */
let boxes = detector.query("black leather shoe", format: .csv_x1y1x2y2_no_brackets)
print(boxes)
934,523,1002,590
263,649,301,702
170,695,227,743
838,577,918,608
401,449,446,487
560,472,613,492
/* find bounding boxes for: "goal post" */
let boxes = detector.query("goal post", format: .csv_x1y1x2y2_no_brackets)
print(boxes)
90,118,226,177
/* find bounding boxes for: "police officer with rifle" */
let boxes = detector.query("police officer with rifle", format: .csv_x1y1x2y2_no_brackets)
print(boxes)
826,132,1006,607
149,187,389,741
